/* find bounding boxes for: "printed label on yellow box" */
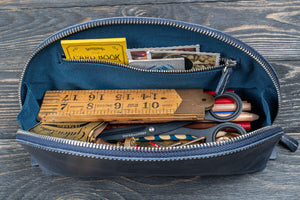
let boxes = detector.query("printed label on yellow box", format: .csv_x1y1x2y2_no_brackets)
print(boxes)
61,38,128,65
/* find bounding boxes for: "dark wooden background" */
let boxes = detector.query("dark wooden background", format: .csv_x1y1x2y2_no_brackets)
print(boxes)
1,0,299,199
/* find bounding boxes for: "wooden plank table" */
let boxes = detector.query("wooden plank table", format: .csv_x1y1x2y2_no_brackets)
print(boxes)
1,0,299,199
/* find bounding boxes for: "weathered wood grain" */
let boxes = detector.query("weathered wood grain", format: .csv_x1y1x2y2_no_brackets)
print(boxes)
272,60,300,133
1,136,299,200
0,1,299,199
0,1,300,62
0,0,245,9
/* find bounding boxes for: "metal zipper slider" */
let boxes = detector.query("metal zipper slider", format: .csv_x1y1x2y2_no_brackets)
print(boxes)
215,58,237,95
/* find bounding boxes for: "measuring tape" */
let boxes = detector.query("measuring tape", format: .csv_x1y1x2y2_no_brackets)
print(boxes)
37,89,214,123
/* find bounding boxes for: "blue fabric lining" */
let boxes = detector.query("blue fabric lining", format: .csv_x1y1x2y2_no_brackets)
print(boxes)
18,22,279,130
17,84,40,130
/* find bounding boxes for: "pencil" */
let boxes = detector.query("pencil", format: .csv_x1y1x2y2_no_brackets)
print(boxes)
204,90,236,104
210,112,259,122
185,121,251,130
212,102,251,112
204,90,234,95
215,98,235,104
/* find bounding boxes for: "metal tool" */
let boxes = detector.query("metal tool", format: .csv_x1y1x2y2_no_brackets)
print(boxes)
99,121,247,143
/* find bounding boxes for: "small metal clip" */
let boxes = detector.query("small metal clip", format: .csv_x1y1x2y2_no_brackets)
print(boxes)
215,58,237,96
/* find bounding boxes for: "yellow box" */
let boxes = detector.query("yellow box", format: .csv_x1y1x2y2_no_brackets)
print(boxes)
61,38,128,65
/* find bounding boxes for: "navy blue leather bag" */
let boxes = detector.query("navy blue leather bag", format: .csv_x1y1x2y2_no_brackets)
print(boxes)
16,17,298,177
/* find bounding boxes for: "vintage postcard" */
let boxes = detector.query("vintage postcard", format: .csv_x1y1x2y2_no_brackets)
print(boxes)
149,51,220,69
129,58,185,70
127,44,200,60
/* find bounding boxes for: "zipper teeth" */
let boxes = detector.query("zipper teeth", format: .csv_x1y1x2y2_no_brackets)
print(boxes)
17,125,276,153
17,17,281,152
61,58,228,73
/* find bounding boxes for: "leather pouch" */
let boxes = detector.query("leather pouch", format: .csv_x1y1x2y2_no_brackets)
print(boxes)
16,17,298,177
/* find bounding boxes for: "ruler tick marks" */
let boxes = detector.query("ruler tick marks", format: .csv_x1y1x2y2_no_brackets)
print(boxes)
37,89,214,123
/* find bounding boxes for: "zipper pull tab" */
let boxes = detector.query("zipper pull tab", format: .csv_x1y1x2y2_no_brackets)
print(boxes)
280,134,298,152
215,58,237,95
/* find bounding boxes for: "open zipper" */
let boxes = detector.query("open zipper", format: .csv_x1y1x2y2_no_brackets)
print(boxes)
16,126,283,159
61,56,236,74
17,17,283,154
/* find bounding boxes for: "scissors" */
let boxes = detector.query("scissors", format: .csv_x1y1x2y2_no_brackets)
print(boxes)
99,121,247,143
204,91,243,122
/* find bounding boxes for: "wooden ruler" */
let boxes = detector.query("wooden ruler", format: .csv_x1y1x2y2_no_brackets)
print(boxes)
37,89,214,123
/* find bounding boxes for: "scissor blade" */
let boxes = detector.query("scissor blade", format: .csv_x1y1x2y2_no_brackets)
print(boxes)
143,121,193,135
99,121,192,141
100,125,147,141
